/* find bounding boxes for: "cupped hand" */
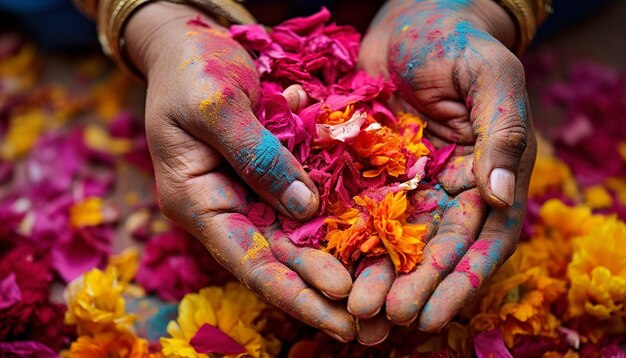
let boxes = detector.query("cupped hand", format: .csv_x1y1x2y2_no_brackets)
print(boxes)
124,2,355,341
352,0,538,335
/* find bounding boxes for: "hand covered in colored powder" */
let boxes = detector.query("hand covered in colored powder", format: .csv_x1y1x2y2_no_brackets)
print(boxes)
353,0,538,337
124,2,356,341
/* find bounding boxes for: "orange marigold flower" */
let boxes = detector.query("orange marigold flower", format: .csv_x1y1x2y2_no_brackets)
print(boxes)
317,104,355,125
323,192,426,273
69,329,150,358
352,126,407,178
324,206,371,264
470,247,567,348
397,112,430,158
356,191,426,273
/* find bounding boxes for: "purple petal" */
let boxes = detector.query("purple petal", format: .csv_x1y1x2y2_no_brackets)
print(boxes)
0,341,57,358
474,329,512,358
287,216,326,246
190,323,247,355
0,273,22,309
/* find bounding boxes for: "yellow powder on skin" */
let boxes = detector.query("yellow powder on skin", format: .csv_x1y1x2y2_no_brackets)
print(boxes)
243,232,269,261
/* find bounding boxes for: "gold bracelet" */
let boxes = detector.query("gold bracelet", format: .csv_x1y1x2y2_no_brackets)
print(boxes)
95,0,256,79
494,0,552,53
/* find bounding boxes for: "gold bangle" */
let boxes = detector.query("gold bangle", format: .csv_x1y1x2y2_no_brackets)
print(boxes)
494,0,552,53
96,0,256,79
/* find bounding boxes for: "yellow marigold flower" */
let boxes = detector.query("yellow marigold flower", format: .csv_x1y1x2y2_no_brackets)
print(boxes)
567,218,626,322
397,112,430,158
583,185,613,210
109,248,140,286
529,155,579,199
0,109,48,160
88,72,132,121
470,247,566,348
160,283,278,358
605,177,626,207
69,329,149,358
539,199,604,239
65,266,136,335
69,197,105,228
356,192,426,273
0,43,38,89
84,124,133,155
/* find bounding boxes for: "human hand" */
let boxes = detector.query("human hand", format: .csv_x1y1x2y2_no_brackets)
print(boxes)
124,2,355,341
353,0,537,334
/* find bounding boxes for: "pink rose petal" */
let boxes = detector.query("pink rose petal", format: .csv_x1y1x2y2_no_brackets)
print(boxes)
474,329,513,358
190,323,247,355
0,273,21,309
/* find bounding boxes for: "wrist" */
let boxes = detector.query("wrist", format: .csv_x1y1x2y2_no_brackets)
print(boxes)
467,0,517,50
383,0,517,51
124,2,219,77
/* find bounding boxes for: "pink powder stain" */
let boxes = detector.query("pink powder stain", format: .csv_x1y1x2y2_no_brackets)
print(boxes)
187,16,211,28
465,95,473,108
425,14,443,25
431,256,446,272
285,271,299,280
472,240,492,256
497,107,505,114
454,258,480,288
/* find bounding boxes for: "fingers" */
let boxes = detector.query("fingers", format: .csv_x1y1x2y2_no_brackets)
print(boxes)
357,313,392,346
465,49,529,208
436,154,476,196
264,228,352,300
283,84,309,113
147,119,355,341
209,108,320,221
386,188,487,325
170,74,319,220
417,135,536,331
348,257,394,319
407,188,449,242
205,214,355,341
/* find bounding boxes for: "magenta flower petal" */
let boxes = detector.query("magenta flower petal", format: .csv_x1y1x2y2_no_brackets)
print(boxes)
474,329,513,358
190,323,248,355
287,216,326,246
0,341,57,358
247,201,277,229
52,234,107,282
0,273,21,310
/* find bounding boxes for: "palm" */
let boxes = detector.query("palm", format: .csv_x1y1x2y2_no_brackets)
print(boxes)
353,0,537,332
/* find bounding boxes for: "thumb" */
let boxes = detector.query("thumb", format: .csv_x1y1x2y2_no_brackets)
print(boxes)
181,92,320,220
467,51,529,208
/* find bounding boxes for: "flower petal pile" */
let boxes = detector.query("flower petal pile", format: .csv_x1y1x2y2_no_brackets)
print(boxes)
233,9,450,273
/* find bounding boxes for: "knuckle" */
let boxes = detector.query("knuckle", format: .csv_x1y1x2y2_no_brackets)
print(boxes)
492,120,527,156
243,257,281,292
155,184,179,221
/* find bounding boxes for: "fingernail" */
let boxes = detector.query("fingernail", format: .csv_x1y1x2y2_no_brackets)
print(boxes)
322,290,349,300
324,330,350,343
297,89,308,111
281,181,315,219
489,168,516,206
